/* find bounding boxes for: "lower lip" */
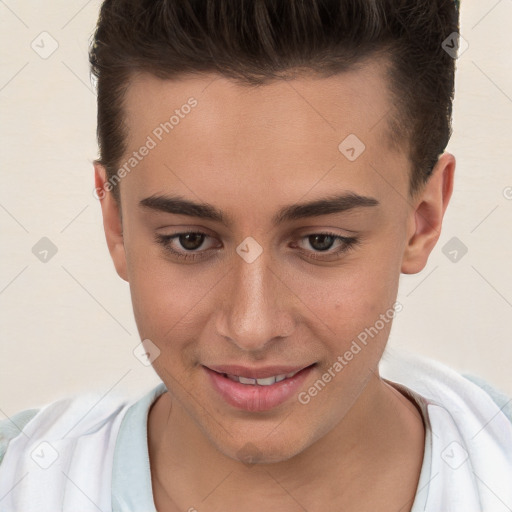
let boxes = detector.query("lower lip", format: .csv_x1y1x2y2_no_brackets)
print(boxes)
204,365,315,412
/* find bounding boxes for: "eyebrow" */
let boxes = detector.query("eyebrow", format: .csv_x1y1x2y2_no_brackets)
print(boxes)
139,192,379,227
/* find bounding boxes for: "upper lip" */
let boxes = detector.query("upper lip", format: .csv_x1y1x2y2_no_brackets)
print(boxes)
204,364,315,379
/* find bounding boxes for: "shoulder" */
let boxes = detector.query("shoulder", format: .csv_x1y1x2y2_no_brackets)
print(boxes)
0,408,39,465
381,348,512,425
0,390,135,469
0,391,140,510
461,373,512,424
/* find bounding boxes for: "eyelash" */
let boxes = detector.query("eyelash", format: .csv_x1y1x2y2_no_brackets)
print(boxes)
155,231,360,262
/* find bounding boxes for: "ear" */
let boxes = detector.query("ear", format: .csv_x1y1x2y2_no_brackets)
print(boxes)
401,152,455,274
94,163,129,281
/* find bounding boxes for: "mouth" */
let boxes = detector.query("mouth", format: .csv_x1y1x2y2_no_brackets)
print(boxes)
203,363,316,412
213,368,305,386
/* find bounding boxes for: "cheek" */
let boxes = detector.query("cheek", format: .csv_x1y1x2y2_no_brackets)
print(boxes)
128,264,211,383
126,241,190,334
129,262,208,337
300,255,400,335
299,263,401,415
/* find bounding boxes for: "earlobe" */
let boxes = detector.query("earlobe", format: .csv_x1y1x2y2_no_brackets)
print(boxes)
401,153,455,274
94,163,129,282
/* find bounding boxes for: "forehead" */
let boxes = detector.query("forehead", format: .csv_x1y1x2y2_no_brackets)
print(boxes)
120,63,410,207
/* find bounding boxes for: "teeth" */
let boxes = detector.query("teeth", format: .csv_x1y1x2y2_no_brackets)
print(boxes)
225,370,301,386
238,376,257,385
255,376,277,386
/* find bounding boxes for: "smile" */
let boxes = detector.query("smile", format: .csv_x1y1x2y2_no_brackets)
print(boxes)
222,370,302,386
204,364,316,412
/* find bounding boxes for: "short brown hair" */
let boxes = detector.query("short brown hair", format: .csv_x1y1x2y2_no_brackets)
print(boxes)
89,0,460,199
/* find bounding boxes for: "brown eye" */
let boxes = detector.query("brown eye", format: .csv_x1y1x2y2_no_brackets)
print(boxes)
178,233,206,251
294,231,360,261
155,231,218,262
307,234,336,252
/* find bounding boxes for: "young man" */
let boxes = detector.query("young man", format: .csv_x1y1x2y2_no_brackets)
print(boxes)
1,0,511,511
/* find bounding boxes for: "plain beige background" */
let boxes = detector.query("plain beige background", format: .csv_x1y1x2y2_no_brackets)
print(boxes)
1,1,511,418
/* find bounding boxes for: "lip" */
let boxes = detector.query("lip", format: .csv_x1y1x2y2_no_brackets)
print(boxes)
203,363,316,412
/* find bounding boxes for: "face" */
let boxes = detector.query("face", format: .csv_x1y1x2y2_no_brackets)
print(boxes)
96,62,453,464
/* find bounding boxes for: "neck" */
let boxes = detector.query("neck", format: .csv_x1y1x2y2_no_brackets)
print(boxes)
148,374,425,512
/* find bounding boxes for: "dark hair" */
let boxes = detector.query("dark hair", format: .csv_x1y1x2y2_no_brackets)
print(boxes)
89,0,460,199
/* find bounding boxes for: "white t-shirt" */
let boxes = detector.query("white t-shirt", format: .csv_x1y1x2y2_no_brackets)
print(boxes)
1,349,511,511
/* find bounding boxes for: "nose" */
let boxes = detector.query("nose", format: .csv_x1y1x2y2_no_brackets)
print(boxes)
215,246,295,353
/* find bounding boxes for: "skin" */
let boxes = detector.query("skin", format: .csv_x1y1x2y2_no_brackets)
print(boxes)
95,60,454,511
